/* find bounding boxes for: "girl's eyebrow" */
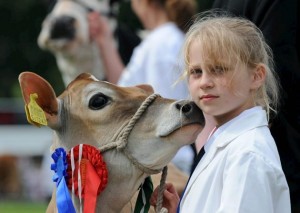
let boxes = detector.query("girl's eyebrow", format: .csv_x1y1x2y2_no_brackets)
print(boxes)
188,64,203,69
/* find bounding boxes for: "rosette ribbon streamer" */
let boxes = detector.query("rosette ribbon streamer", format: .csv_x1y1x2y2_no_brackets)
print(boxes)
67,144,108,213
134,176,153,213
51,148,76,213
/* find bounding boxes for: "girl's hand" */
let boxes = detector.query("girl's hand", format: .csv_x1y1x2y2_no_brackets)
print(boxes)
87,12,112,46
150,183,180,213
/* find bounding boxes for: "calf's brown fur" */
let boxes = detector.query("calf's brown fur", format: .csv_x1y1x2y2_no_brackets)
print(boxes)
19,72,204,212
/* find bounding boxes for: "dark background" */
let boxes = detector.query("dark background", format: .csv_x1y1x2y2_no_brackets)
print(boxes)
0,0,211,99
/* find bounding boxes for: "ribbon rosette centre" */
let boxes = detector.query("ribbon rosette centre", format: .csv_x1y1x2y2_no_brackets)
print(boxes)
67,144,108,213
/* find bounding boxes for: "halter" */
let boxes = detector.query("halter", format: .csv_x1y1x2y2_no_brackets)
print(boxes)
98,93,162,175
98,93,168,212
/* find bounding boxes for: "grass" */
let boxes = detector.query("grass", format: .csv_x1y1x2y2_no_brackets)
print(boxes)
0,200,47,213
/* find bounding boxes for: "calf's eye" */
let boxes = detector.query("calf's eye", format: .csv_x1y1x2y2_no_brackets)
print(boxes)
89,93,109,110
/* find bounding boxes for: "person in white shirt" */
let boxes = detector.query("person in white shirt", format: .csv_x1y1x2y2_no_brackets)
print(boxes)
88,0,197,174
150,13,291,213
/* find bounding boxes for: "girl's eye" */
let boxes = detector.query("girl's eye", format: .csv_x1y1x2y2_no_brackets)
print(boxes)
189,68,203,75
211,66,227,74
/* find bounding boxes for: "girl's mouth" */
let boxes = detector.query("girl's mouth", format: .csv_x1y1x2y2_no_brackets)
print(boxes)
200,95,218,101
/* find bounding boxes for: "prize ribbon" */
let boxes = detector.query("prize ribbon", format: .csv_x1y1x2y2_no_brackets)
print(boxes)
66,144,108,213
51,148,76,213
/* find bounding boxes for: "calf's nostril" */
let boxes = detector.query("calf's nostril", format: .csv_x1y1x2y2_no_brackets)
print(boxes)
182,103,192,113
176,103,192,113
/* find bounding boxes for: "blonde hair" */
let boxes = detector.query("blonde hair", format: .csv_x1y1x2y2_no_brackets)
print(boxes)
150,0,197,32
183,12,280,119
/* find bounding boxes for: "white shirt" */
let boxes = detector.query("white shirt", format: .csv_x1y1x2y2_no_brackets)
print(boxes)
118,22,189,100
180,107,291,212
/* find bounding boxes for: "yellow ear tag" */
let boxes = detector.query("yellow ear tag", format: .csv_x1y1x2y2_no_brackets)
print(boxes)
25,93,48,127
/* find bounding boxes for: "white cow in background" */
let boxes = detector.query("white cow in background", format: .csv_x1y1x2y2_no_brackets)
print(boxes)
38,0,113,85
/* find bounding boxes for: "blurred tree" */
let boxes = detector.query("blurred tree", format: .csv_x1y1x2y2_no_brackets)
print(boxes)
0,0,64,98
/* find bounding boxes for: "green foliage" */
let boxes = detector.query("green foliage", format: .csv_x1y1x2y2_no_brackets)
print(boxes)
0,1,64,98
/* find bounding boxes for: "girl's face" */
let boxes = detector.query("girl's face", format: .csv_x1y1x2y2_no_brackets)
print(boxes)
188,40,260,126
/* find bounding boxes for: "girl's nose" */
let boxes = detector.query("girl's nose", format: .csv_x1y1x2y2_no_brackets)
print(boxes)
199,72,214,89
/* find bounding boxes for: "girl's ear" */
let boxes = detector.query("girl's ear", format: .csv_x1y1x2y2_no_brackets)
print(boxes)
251,64,266,89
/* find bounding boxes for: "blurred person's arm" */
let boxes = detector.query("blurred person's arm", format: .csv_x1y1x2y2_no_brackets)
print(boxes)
88,12,124,84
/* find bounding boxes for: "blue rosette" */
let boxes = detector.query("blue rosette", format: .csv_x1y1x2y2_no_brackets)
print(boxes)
51,148,76,213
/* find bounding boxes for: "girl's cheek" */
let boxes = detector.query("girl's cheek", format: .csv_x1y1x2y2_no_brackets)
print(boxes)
188,83,195,95
188,80,198,92
188,76,195,86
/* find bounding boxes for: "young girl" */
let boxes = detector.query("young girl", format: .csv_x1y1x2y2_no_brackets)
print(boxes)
150,14,291,213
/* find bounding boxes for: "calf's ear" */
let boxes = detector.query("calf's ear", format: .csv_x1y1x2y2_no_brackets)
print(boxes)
135,84,154,94
19,71,60,128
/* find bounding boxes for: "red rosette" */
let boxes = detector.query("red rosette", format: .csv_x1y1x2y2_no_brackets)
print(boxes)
66,144,108,198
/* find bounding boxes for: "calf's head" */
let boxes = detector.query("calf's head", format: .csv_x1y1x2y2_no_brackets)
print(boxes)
19,71,204,211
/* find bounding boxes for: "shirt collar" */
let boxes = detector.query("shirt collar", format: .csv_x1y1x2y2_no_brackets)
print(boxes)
204,106,263,153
